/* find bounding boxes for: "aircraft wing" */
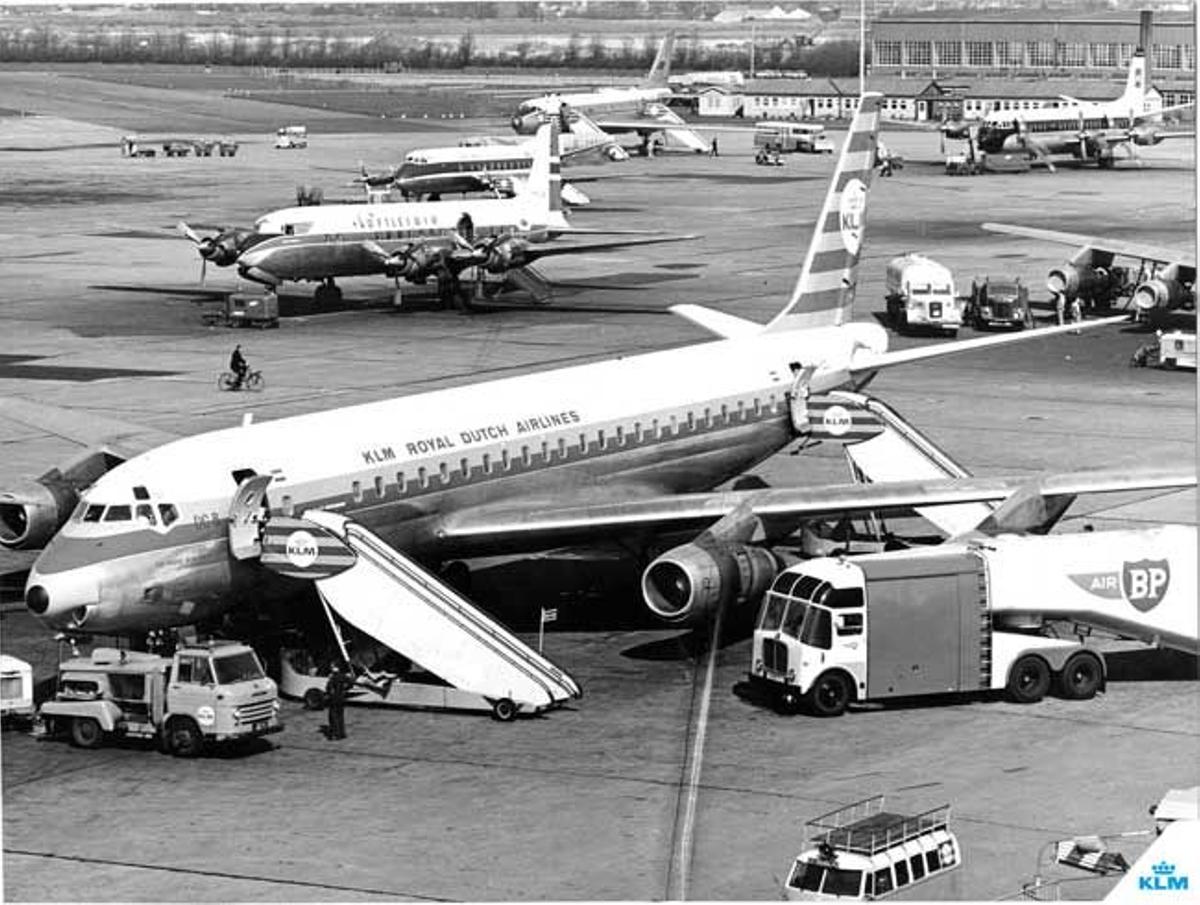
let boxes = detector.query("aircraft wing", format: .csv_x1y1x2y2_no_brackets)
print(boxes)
521,233,697,261
0,396,181,460
435,465,1194,552
981,222,1195,268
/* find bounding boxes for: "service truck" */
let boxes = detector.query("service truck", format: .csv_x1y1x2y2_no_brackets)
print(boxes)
753,121,835,154
885,254,962,335
750,525,1196,717
38,641,281,756
1,654,35,726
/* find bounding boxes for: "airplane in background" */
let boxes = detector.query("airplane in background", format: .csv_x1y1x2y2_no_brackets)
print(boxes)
179,124,680,308
509,32,719,155
981,222,1195,315
5,93,1188,647
941,50,1192,171
354,108,627,206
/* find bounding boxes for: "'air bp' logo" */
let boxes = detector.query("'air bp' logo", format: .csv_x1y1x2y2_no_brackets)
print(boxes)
284,530,319,569
1069,559,1171,612
838,178,867,255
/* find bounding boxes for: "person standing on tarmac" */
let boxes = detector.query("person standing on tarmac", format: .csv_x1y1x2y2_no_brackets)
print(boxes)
325,662,352,740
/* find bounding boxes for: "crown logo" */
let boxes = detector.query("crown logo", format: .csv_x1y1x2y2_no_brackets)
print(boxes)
1152,861,1175,876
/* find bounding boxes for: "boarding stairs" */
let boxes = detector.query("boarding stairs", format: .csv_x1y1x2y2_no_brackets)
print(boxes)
822,390,996,538
257,508,581,717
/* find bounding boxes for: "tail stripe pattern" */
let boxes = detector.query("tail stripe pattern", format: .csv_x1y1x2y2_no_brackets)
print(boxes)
765,93,881,332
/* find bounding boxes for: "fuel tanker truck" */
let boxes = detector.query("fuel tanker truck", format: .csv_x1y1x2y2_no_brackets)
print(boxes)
750,525,1195,716
884,254,963,335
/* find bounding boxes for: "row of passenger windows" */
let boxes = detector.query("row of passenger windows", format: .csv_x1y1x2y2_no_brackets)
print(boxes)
328,400,782,509
76,502,179,527
791,841,957,897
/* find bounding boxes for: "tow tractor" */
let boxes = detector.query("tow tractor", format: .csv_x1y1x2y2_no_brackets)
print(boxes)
783,795,961,900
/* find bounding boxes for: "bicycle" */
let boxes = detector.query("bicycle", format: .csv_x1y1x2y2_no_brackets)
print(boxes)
217,369,264,391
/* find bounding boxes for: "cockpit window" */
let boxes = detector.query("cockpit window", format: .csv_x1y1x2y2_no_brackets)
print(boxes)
103,505,132,522
158,504,179,527
134,504,157,526
83,505,105,523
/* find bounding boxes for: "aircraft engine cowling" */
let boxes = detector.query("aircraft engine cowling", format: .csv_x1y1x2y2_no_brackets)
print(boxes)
642,541,778,627
1047,264,1112,300
1132,277,1191,311
1128,125,1164,147
0,480,77,550
482,238,531,274
387,246,442,283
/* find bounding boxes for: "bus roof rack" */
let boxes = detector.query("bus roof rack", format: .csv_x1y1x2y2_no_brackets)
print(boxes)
806,795,952,856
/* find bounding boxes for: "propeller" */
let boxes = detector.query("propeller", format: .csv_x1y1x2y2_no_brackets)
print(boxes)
177,220,216,284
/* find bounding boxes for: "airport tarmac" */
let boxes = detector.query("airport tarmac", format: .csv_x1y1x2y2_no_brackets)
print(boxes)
1,67,1196,901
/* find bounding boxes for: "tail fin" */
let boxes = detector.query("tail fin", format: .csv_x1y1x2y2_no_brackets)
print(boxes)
523,121,563,220
644,32,675,88
1120,50,1148,116
765,92,882,332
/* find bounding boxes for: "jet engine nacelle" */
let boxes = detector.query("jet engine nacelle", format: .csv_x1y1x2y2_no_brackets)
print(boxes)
483,238,530,274
1047,263,1116,300
1129,125,1165,147
641,540,778,627
1133,277,1192,311
0,480,77,550
511,111,543,135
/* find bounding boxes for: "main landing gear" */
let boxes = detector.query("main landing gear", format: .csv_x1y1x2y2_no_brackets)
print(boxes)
313,278,343,305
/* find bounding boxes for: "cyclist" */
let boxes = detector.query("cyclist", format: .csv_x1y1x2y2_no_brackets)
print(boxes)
229,345,249,390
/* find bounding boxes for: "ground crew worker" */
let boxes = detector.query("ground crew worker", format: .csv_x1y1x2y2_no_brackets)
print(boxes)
710,137,719,157
325,662,352,740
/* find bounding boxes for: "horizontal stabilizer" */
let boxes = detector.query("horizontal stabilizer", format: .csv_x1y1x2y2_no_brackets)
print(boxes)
669,304,763,339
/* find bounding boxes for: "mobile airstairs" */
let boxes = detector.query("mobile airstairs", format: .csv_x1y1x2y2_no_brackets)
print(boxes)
249,506,581,721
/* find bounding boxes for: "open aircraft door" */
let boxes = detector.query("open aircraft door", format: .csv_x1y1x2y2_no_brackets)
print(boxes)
227,474,274,561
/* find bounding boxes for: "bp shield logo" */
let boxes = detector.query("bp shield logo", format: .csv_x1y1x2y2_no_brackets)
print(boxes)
1123,559,1170,612
839,179,866,254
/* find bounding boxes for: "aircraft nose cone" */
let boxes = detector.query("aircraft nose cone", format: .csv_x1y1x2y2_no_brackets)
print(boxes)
26,584,49,614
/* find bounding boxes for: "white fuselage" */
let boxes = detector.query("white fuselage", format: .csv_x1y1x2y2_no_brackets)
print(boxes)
27,323,888,634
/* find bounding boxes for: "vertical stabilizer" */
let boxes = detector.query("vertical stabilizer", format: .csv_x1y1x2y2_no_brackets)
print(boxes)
1121,50,1149,116
523,121,563,220
644,32,675,88
764,93,882,333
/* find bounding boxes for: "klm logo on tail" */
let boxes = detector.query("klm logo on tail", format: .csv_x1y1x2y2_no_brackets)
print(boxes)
766,93,881,332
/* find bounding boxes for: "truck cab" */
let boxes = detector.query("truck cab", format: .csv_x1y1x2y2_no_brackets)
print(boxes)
39,641,280,757
784,796,961,900
966,277,1033,330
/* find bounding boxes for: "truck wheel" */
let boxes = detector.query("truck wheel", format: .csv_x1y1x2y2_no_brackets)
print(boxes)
70,717,104,749
491,698,517,722
1057,652,1104,700
303,688,327,710
167,719,204,758
807,672,851,717
1007,655,1050,704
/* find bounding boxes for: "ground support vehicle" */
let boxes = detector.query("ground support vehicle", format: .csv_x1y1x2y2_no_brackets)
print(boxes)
1156,330,1196,369
964,277,1033,330
753,121,835,154
884,254,962,335
119,136,155,157
944,153,982,176
203,292,279,329
218,138,239,157
161,141,192,157
755,148,785,166
37,641,281,756
280,649,504,718
750,526,1195,717
275,125,308,149
1,655,35,727
783,795,961,900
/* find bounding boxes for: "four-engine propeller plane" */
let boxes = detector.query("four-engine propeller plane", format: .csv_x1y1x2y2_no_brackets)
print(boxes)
5,94,1187,642
942,50,1192,171
178,124,680,309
